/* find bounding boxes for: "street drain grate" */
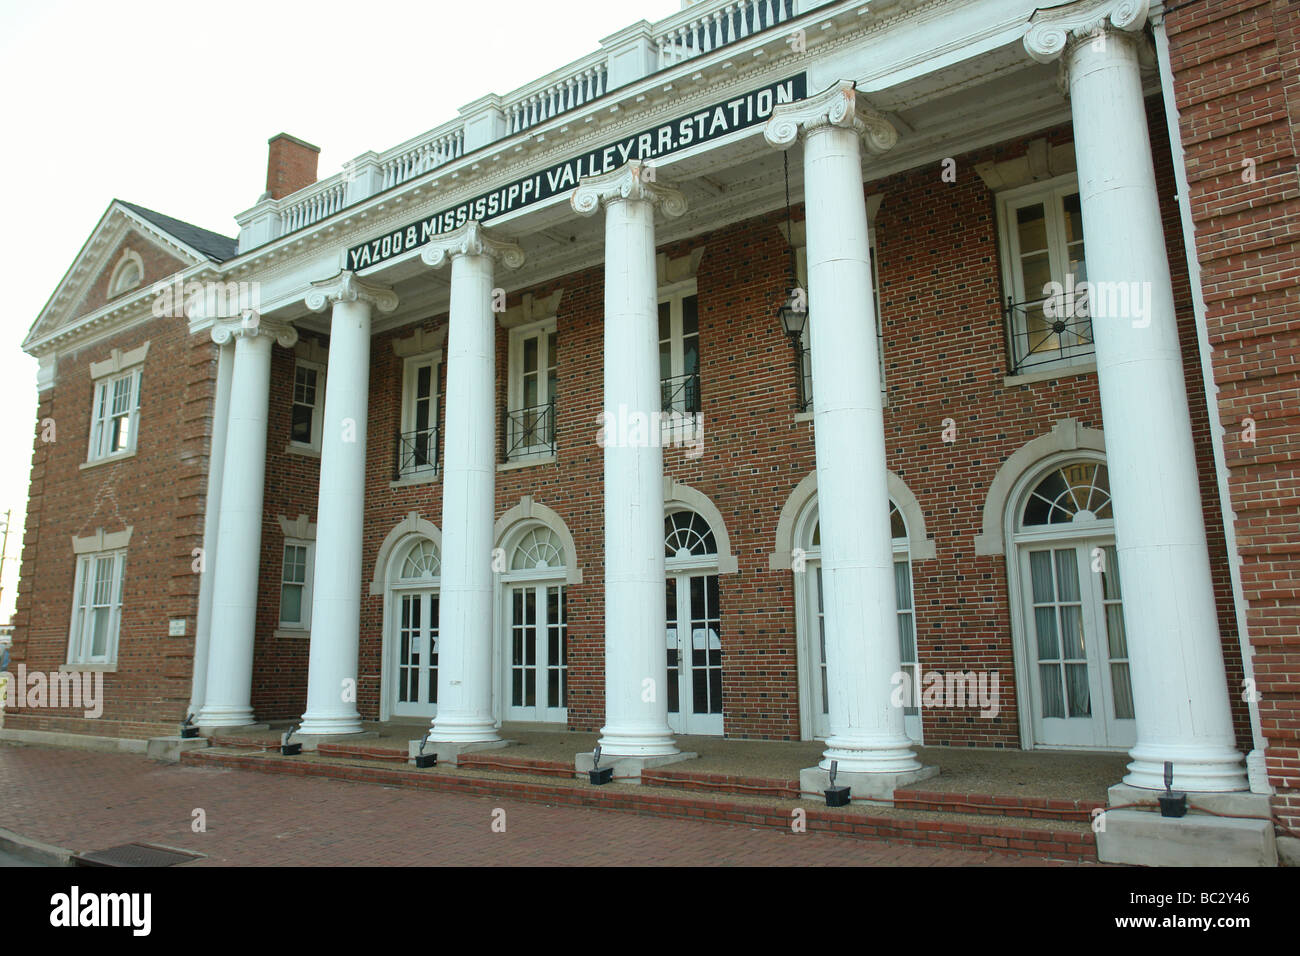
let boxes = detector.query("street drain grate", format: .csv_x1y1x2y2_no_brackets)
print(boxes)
75,843,205,867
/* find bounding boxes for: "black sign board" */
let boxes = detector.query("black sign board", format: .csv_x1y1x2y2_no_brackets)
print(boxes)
346,73,809,271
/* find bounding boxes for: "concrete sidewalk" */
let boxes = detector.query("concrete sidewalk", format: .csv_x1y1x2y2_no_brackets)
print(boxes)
0,743,1085,866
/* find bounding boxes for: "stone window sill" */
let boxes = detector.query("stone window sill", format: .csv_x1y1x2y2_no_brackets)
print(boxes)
60,662,117,673
80,449,137,470
497,453,557,472
1003,361,1097,388
273,628,310,639
285,443,321,458
390,470,440,489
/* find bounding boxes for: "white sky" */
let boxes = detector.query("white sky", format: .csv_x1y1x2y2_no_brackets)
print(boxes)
0,0,683,624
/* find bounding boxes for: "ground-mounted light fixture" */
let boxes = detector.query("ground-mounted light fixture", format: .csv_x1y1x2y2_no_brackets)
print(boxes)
280,724,302,756
413,736,437,769
179,713,200,739
824,759,851,808
1158,760,1187,818
588,744,613,785
777,152,810,402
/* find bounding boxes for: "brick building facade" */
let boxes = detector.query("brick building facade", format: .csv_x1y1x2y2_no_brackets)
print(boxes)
8,0,1296,861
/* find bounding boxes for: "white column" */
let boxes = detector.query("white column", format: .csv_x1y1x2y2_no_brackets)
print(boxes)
299,273,398,736
421,223,524,743
1026,3,1247,791
767,82,922,775
573,162,686,757
197,316,298,727
189,340,234,717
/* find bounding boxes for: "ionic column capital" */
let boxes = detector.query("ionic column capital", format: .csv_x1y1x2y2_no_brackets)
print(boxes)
420,221,525,270
764,80,898,156
1024,0,1150,64
210,314,298,349
304,271,399,314
570,161,688,219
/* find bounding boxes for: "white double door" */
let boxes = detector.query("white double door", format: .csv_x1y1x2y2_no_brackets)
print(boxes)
504,582,568,723
391,588,438,718
665,572,724,736
1019,537,1135,750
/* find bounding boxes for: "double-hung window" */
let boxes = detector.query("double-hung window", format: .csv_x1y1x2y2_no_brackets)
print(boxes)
290,360,325,451
659,286,700,415
68,549,127,666
997,174,1092,375
506,319,557,461
398,354,439,479
89,368,142,461
279,541,314,630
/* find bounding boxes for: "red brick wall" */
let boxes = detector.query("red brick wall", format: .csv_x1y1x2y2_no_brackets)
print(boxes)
8,306,216,740
1166,0,1300,828
240,113,1245,750
73,231,186,322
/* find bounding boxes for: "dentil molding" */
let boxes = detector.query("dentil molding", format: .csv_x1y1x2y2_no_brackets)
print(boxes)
764,79,899,156
570,162,688,219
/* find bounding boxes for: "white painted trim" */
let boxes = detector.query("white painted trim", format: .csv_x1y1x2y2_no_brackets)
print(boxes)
493,496,583,585
662,478,737,574
370,512,443,596
973,418,1106,556
89,341,150,380
1002,447,1110,751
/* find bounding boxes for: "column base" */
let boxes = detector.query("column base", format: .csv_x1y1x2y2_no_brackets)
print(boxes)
415,737,514,766
1124,741,1248,792
596,725,680,758
575,750,697,784
145,736,210,764
428,715,501,744
800,764,939,801
194,705,256,728
298,713,365,737
1098,784,1277,866
820,732,925,775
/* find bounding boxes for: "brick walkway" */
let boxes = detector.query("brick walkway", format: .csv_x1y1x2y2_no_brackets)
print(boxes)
0,744,1085,866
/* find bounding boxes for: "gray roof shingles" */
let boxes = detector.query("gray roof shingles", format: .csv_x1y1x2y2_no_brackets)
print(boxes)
117,200,238,262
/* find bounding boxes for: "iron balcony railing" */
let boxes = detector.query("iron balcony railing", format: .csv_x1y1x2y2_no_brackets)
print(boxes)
504,400,556,461
395,426,439,480
661,372,701,415
1004,296,1097,376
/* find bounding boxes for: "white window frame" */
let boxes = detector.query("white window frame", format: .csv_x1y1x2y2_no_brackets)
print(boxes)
67,549,127,666
506,317,558,461
399,352,441,479
87,367,143,463
658,279,700,414
996,173,1093,375
278,539,315,631
289,359,326,451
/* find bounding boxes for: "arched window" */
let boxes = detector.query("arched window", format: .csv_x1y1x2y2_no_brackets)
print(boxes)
108,252,143,297
1009,456,1133,751
399,538,440,580
664,510,717,558
501,523,569,722
511,527,565,571
1020,462,1112,528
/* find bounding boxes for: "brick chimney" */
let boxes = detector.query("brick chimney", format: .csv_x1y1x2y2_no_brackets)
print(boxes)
265,133,321,200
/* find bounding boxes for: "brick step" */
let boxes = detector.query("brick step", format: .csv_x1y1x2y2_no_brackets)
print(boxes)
641,768,800,800
182,748,1097,863
893,789,1104,824
318,742,408,762
457,752,575,778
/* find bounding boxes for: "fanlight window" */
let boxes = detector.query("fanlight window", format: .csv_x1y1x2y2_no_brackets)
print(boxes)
511,527,565,571
664,511,716,558
810,503,906,548
110,259,142,296
399,538,440,580
1021,462,1112,528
